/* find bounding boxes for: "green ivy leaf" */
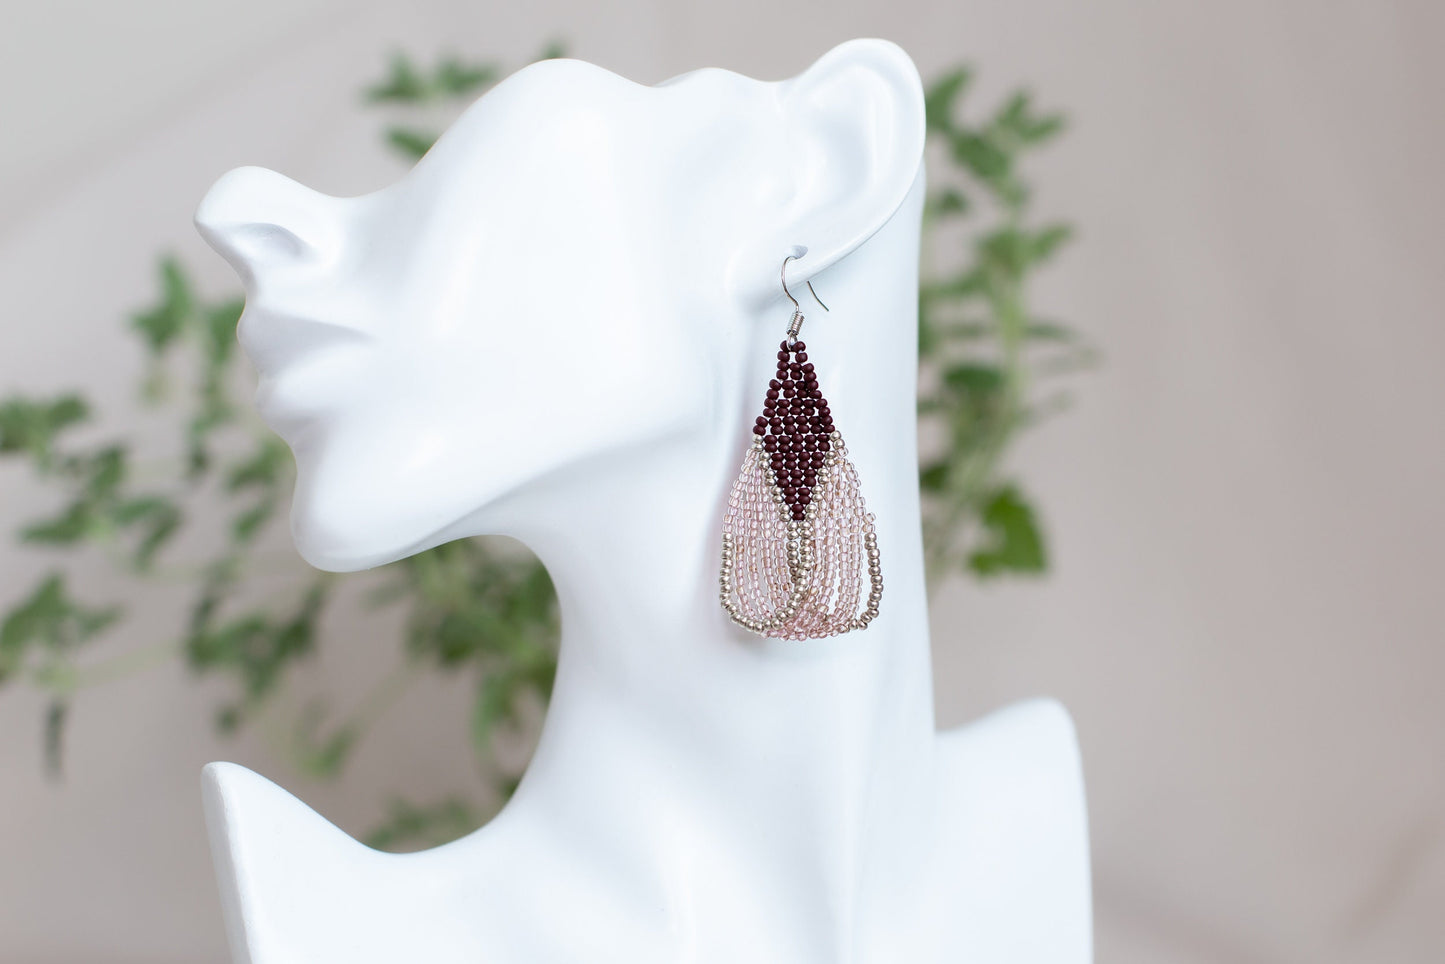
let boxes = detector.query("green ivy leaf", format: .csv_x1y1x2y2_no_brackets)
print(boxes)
1024,319,1079,342
925,68,972,132
994,91,1033,137
100,494,182,569
920,268,987,305
385,126,439,160
1020,112,1065,144
951,130,1011,184
990,91,1066,149
978,227,1032,276
293,709,357,780
80,446,126,500
132,502,182,569
186,580,329,720
364,53,430,103
0,574,121,682
225,436,291,492
434,57,497,97
967,485,1047,577
130,257,194,355
20,502,95,545
230,497,275,544
942,362,1006,395
919,461,950,493
1028,223,1073,264
0,395,90,466
364,797,480,852
926,187,970,219
203,299,244,365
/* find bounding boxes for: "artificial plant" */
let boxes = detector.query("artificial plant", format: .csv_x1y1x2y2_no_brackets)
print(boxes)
0,46,1087,850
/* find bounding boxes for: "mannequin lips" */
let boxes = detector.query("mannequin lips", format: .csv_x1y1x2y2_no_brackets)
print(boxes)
238,308,369,377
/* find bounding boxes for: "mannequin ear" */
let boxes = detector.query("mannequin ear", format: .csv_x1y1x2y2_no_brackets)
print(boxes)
736,38,925,304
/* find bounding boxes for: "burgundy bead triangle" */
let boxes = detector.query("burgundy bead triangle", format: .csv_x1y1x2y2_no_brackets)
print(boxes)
750,340,836,521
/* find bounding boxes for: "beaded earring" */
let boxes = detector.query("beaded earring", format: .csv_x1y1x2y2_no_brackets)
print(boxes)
718,256,883,639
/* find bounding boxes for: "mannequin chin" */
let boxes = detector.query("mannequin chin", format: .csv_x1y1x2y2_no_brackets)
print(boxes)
198,60,736,572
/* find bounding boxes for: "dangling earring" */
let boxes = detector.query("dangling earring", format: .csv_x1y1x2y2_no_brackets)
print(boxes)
719,255,883,639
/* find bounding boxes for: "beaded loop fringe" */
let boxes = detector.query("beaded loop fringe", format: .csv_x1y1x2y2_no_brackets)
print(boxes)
719,340,883,639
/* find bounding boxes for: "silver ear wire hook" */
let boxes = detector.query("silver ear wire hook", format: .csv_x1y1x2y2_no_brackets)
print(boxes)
782,254,829,341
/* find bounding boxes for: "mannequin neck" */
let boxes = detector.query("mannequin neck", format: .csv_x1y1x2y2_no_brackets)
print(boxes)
477,181,934,931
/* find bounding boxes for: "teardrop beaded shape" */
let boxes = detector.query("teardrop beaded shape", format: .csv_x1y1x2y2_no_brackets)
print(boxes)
719,340,882,639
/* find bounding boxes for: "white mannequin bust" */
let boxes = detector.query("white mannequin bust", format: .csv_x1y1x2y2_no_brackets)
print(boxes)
194,39,1091,964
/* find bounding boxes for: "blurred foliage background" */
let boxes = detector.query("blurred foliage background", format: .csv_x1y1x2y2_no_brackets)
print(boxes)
0,46,1087,851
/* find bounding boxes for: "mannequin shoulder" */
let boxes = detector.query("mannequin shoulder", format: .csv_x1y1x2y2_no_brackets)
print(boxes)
937,696,1085,788
935,696,1089,847
932,698,1093,961
203,762,504,963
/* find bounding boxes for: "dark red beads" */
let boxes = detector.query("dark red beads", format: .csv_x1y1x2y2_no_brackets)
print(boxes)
749,338,838,514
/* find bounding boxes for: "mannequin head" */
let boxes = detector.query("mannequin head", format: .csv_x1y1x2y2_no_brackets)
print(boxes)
196,39,923,572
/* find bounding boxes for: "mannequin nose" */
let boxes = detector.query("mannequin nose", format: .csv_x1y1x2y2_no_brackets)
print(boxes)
195,166,336,278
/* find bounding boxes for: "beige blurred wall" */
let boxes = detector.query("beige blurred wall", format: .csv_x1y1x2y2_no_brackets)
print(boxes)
1,1,1442,961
